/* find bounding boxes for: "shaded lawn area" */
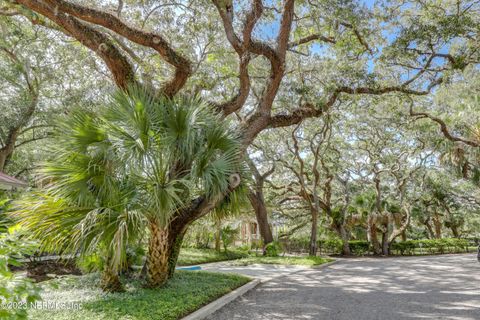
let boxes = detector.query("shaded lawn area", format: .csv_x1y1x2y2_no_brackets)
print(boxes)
177,248,248,266
29,271,250,320
230,255,334,267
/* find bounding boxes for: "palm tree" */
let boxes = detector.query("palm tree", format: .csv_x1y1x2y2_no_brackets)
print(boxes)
12,86,243,290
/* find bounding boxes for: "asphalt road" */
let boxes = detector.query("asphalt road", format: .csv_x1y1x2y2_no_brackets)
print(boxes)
206,254,480,320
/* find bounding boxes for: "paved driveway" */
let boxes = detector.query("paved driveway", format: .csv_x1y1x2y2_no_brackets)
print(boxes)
206,254,480,320
200,261,310,281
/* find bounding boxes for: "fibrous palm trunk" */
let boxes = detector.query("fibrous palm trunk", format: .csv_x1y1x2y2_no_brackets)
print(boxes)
101,264,124,292
146,222,170,287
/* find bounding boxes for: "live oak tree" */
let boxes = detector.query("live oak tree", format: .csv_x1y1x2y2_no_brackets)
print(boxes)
0,16,112,176
2,0,479,282
14,89,244,291
274,115,337,256
246,151,275,253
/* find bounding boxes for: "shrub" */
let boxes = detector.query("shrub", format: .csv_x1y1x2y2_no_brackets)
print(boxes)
77,254,104,273
0,232,41,319
391,241,416,255
321,239,343,254
236,244,250,253
221,226,237,252
392,238,470,255
265,241,281,257
348,240,370,255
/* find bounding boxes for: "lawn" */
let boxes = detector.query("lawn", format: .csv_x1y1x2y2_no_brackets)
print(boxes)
177,248,248,265
230,255,334,267
28,271,250,320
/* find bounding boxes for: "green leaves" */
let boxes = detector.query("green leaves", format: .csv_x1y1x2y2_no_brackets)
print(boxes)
0,231,41,320
11,87,243,275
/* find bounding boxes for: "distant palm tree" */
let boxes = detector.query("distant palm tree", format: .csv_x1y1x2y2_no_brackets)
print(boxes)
12,86,243,291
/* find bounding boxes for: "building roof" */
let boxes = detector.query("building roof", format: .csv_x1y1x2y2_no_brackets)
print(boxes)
0,172,28,189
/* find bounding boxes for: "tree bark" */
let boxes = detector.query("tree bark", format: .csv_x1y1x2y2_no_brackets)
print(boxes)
367,215,381,255
215,220,221,252
101,268,124,292
146,222,170,287
101,254,124,292
339,224,351,255
433,213,442,239
381,231,389,256
424,218,435,239
309,209,318,256
450,225,460,238
248,190,273,254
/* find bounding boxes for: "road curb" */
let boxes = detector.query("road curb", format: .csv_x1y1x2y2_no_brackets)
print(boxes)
181,278,261,320
312,259,338,270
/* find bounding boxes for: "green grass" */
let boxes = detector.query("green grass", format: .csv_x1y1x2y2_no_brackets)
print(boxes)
28,271,250,320
230,255,334,267
177,248,248,266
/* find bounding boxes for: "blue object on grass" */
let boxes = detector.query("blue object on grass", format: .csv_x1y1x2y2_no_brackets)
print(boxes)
176,265,202,271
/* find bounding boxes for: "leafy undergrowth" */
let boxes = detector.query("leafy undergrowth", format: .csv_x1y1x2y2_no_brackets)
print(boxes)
177,248,248,266
28,271,250,320
230,255,334,267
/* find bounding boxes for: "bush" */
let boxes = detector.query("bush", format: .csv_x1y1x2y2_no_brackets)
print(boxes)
321,239,343,254
77,254,104,273
264,241,281,257
0,232,41,319
220,226,237,252
348,240,370,255
236,244,250,253
392,238,470,255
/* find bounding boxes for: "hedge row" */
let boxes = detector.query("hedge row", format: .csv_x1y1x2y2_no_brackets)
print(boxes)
390,238,471,255
283,238,475,255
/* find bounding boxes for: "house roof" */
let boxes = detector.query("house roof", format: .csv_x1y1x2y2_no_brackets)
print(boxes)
0,172,28,189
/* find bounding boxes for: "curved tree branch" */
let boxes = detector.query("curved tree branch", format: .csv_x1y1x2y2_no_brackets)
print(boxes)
409,103,480,147
15,0,136,90
30,0,192,96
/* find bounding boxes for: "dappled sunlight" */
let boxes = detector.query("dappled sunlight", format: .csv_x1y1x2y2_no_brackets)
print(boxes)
207,254,480,320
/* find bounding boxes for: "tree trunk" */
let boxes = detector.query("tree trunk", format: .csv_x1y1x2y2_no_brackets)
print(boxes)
337,224,351,255
215,220,221,252
0,137,16,172
451,225,460,238
0,152,8,172
433,214,442,239
367,215,381,255
101,267,124,292
381,231,389,256
146,222,170,287
424,219,435,239
248,191,274,255
309,210,318,256
166,226,187,279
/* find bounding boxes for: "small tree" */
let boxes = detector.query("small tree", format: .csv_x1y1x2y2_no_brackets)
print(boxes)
221,226,238,252
12,87,243,290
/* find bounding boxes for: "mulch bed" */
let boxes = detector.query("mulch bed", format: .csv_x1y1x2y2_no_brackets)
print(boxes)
11,259,82,282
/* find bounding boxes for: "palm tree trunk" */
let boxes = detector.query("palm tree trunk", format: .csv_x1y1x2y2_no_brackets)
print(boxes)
101,260,124,292
146,222,170,287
